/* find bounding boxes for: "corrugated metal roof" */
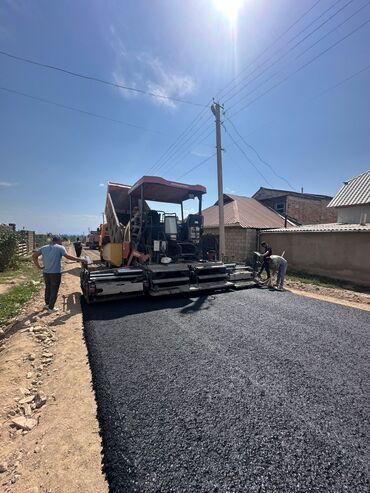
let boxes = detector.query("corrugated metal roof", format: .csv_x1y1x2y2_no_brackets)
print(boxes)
262,223,370,233
202,194,291,229
328,170,370,207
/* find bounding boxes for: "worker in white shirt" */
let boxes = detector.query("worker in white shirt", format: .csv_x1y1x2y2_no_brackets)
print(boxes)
268,255,288,291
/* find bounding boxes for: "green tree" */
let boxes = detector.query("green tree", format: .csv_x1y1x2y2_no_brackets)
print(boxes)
0,225,18,272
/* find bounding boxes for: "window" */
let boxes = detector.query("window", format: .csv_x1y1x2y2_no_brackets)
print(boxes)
275,202,285,214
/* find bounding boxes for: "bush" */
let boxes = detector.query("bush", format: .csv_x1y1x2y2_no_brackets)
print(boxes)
0,225,18,272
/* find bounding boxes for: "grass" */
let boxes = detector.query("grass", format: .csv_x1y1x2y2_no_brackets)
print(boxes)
0,258,42,327
286,271,370,293
0,257,38,283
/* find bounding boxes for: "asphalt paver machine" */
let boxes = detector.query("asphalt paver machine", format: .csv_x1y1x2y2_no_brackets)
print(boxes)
81,176,255,302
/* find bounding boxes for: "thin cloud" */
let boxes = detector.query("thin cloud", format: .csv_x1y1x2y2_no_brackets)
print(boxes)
0,181,16,187
109,25,196,109
191,146,214,158
225,186,237,194
99,183,105,187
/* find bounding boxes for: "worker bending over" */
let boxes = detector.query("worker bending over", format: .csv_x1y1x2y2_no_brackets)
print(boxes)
268,255,288,291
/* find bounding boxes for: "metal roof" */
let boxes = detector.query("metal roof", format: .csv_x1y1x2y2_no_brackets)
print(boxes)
328,170,370,207
203,194,292,229
262,223,370,233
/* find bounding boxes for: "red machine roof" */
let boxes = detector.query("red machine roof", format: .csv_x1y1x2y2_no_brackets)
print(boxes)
129,176,206,204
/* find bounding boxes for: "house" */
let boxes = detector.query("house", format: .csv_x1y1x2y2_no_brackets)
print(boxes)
253,187,337,225
258,171,370,286
327,170,370,223
202,194,292,262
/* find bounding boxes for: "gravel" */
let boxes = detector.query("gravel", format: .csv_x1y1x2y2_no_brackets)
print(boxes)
83,288,370,492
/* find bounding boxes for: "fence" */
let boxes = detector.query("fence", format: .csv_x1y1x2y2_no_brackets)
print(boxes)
17,230,36,257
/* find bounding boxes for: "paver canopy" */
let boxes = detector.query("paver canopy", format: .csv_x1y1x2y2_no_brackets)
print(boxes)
129,176,206,204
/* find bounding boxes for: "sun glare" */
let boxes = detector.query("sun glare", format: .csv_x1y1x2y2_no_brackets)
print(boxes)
213,0,246,24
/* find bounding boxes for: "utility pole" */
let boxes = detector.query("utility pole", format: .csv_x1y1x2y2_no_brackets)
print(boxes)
211,102,225,261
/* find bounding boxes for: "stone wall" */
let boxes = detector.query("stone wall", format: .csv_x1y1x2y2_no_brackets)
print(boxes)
260,230,370,286
204,226,257,263
286,196,337,224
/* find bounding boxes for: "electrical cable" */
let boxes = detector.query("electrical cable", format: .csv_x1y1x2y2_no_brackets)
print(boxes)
229,20,369,118
295,1,370,60
314,63,370,97
223,0,359,106
231,62,370,143
224,116,296,190
146,0,333,178
0,49,206,108
222,122,274,187
151,118,213,175
177,153,215,180
160,126,214,177
147,0,326,176
226,4,369,113
0,85,161,133
216,0,324,101
145,102,212,174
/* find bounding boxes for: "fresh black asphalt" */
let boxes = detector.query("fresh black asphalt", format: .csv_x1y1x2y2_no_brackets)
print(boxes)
82,288,370,492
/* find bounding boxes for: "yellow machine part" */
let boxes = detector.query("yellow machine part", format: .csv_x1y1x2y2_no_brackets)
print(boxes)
102,243,122,267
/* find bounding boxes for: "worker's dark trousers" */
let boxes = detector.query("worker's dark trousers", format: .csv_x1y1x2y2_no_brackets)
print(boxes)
43,273,62,309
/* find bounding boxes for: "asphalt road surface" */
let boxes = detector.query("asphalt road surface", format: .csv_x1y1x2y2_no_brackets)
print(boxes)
82,288,370,493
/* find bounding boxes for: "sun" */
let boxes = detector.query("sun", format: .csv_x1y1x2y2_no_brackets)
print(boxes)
213,0,246,23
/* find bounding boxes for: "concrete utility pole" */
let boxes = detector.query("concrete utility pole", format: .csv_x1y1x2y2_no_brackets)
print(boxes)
211,102,225,261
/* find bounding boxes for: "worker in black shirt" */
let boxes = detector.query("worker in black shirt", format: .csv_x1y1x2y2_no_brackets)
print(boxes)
257,241,272,281
73,237,82,257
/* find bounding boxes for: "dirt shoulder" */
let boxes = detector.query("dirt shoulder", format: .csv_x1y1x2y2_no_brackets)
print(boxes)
0,258,107,492
285,279,370,312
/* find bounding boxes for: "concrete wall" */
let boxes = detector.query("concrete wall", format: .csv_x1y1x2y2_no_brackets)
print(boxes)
260,230,370,286
204,226,257,263
337,205,370,224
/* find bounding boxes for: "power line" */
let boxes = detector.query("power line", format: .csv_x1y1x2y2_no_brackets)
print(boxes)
145,102,211,174
147,0,326,177
146,0,334,179
315,63,370,97
226,2,368,113
0,85,160,133
151,119,213,175
177,153,215,180
295,1,370,60
229,20,369,118
216,0,324,101
222,122,273,187
0,49,206,108
233,62,370,141
224,116,296,190
223,0,359,107
160,126,214,177
288,0,345,43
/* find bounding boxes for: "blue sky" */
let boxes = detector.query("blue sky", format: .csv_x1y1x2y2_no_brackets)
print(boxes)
0,0,369,233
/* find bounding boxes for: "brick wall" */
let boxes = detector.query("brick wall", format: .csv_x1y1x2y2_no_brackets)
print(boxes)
204,226,257,263
286,196,337,224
